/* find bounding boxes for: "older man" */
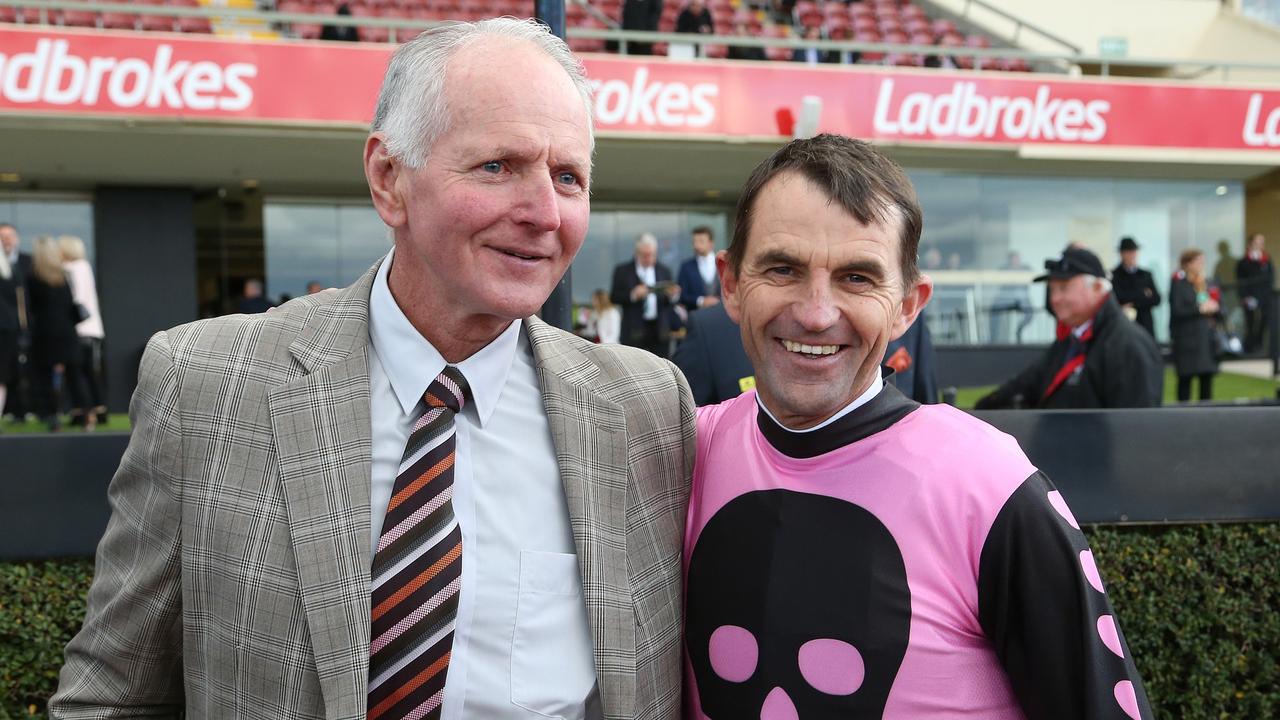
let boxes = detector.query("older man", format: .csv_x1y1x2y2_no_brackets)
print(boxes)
977,247,1163,409
684,135,1151,718
611,233,680,357
53,19,693,720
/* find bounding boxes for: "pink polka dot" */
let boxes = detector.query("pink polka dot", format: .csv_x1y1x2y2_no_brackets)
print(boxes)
798,638,865,696
1097,615,1124,658
1048,491,1080,529
709,625,758,683
1114,680,1140,719
1080,550,1105,593
761,687,798,720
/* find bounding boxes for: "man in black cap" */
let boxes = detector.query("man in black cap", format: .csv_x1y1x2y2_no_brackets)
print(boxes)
1111,236,1161,337
976,247,1163,409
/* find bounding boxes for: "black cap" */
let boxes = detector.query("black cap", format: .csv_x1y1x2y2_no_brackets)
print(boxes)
1118,236,1140,252
1034,247,1106,282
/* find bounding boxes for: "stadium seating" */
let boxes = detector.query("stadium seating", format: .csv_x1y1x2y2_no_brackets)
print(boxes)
0,0,1030,71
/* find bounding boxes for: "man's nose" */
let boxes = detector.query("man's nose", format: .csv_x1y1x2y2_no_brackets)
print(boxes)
793,280,841,332
514,173,562,233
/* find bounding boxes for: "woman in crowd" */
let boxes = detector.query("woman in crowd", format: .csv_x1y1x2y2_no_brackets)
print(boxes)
1169,248,1219,403
61,236,107,428
27,236,83,431
592,288,621,344
0,248,16,418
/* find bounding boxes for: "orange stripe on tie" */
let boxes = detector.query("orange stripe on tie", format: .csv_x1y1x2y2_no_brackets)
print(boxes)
372,544,462,622
368,651,451,720
387,451,454,514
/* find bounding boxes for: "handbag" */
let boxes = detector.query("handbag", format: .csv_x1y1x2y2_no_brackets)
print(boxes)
1215,325,1243,357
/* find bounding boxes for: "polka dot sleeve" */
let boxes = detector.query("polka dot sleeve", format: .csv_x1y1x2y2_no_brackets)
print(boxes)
976,471,1153,720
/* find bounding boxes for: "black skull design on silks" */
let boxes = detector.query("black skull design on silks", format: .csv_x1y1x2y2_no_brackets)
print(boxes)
686,489,911,719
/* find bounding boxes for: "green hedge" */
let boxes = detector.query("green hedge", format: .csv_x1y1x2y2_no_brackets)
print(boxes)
3,524,1278,718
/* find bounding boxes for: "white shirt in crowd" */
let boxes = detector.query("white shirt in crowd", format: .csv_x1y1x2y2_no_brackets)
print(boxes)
64,258,104,339
595,305,621,344
367,249,599,720
695,252,717,307
635,261,658,320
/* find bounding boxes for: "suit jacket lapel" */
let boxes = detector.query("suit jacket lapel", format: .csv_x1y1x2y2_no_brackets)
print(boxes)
269,266,378,720
526,317,636,720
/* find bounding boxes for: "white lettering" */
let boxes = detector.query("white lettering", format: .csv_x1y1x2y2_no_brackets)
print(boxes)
183,61,222,110
43,40,86,105
0,38,257,112
107,57,150,107
144,45,190,108
3,38,52,103
871,78,1111,144
218,62,255,111
591,69,718,129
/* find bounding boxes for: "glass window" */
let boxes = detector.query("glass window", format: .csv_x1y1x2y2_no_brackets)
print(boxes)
0,195,96,267
908,172,1244,345
572,208,729,304
263,200,389,299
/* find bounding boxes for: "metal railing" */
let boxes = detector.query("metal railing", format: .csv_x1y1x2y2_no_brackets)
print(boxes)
4,0,1280,81
920,0,1082,56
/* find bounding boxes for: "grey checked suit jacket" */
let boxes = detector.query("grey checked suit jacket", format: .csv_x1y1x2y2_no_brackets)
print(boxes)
51,263,695,720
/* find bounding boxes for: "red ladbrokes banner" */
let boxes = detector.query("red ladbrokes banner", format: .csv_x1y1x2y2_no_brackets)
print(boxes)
3,24,1280,150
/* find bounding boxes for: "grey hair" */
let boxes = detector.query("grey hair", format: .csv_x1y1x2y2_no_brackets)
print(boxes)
1094,276,1113,293
371,18,594,168
635,233,658,250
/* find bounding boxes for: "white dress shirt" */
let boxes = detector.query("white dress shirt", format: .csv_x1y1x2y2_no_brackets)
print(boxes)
368,250,599,720
635,262,658,320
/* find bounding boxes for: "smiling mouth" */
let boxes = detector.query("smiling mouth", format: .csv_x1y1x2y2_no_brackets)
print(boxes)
780,339,843,356
494,247,546,261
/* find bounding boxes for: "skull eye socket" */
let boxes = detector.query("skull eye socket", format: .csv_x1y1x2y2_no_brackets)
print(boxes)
798,638,865,695
708,624,758,683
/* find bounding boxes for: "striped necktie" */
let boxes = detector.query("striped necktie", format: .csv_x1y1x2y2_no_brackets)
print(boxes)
368,366,469,720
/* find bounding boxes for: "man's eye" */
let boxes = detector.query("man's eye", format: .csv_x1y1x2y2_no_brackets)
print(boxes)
767,266,793,276
481,161,503,173
556,172,581,186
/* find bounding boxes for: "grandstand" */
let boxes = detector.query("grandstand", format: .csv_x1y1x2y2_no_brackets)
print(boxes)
0,0,1278,406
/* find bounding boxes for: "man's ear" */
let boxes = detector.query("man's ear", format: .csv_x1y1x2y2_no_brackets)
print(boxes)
364,134,407,229
716,250,743,324
891,273,933,340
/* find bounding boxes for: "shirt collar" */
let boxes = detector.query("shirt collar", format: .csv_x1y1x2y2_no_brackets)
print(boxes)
757,372,884,433
369,248,520,427
1072,319,1093,339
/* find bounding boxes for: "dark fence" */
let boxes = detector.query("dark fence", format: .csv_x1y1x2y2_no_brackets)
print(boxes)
3,403,1279,560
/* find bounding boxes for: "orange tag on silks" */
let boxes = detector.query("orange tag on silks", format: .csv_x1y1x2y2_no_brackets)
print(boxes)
885,347,913,374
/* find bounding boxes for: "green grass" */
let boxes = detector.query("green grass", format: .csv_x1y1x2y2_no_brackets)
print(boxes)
951,369,1280,409
0,414,131,434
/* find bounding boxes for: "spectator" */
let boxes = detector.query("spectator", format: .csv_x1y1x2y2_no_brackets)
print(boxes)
590,288,621,344
0,247,15,419
1111,236,1161,337
610,233,680,356
238,278,275,314
60,235,108,428
676,0,714,34
319,3,358,42
975,247,1163,409
1169,248,1219,403
0,222,32,419
792,25,837,64
27,236,83,431
1236,232,1273,353
677,225,720,312
306,280,324,294
921,245,943,270
621,0,663,55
